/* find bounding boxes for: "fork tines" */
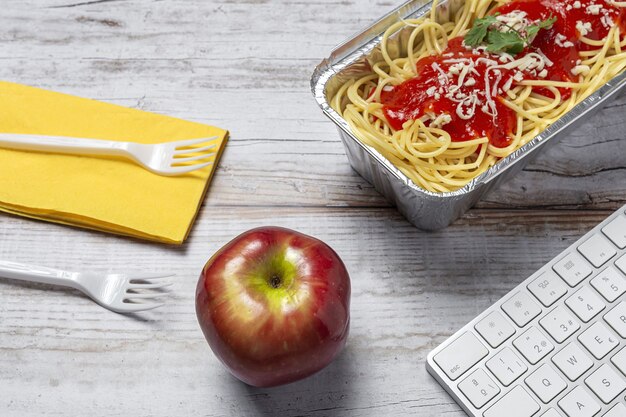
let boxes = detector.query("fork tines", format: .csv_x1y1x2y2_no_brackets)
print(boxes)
123,273,174,307
169,136,218,173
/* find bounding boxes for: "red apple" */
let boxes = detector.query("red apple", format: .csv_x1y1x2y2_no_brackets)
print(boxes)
195,226,351,387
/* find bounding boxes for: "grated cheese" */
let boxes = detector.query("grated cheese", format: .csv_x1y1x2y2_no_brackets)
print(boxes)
601,15,615,28
555,33,575,48
571,65,591,76
430,113,452,128
576,20,592,36
586,4,602,14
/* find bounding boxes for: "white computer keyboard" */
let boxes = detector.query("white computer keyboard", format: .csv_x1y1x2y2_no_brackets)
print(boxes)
426,205,626,417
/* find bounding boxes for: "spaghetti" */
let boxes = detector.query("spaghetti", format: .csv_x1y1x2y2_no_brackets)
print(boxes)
330,0,626,192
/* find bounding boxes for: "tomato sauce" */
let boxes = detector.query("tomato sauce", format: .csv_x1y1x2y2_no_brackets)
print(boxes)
381,38,518,147
380,0,626,148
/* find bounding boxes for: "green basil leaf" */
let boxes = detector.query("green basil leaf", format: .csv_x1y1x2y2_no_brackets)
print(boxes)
464,14,499,47
486,30,525,54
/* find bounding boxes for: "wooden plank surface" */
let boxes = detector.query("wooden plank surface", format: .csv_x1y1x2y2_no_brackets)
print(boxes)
0,0,625,416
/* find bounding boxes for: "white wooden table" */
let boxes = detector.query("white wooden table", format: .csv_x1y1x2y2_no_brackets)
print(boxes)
1,1,625,416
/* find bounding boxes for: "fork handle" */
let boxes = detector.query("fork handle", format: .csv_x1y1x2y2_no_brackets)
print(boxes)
0,133,130,157
0,260,79,289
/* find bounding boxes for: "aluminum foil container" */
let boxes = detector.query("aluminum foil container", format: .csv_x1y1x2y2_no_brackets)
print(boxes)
311,0,626,230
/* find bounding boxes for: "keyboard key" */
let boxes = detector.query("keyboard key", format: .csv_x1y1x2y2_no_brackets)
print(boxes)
591,266,626,303
604,301,626,338
502,292,542,328
540,306,581,343
486,347,528,386
426,207,626,417
584,363,626,404
554,252,593,287
603,403,626,417
565,286,606,323
578,322,619,360
433,332,489,381
610,346,626,376
602,214,626,249
475,311,516,348
553,343,594,381
458,368,500,409
617,255,626,276
525,363,568,403
578,234,617,268
528,271,568,307
558,386,601,417
483,386,540,417
514,326,555,365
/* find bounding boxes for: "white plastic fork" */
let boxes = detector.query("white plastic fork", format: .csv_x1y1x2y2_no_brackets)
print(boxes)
0,134,218,176
0,260,173,313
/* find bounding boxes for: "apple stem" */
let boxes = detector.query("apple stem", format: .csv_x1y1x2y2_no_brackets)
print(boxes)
269,275,282,289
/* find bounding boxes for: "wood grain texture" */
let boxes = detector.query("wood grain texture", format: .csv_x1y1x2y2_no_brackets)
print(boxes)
0,209,613,417
0,0,625,416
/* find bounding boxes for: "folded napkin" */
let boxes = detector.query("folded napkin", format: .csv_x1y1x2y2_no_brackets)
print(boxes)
0,81,228,244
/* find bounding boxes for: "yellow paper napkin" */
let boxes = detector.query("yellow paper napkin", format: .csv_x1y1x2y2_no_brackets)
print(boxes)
0,81,228,244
